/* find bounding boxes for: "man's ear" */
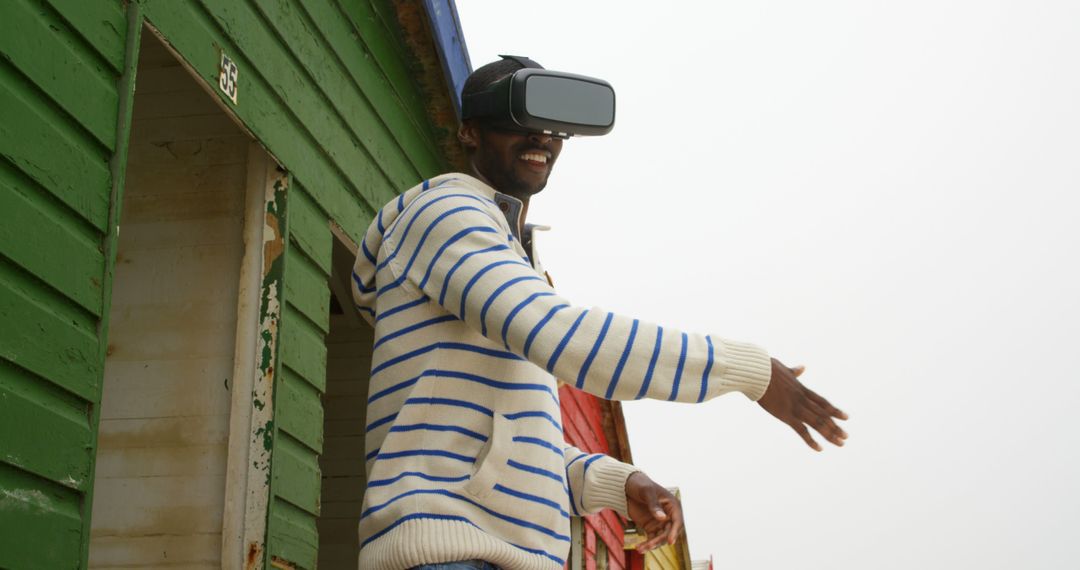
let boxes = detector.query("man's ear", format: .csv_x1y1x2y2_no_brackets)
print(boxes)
458,121,479,149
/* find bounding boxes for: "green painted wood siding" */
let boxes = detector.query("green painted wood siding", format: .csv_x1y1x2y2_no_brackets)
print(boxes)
2,0,453,566
0,1,134,569
139,1,452,568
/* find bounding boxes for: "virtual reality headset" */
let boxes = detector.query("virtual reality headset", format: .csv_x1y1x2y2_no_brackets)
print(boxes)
461,55,615,138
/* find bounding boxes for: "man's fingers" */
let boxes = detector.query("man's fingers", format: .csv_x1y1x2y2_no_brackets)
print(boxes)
642,518,664,536
642,486,666,521
790,364,806,377
663,497,684,544
806,387,848,420
637,523,671,552
792,422,822,451
799,397,847,444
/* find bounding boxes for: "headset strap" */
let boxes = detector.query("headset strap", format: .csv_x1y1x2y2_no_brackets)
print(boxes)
498,54,544,69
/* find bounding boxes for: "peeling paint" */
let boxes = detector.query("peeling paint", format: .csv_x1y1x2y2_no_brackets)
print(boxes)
269,556,297,570
240,166,288,570
0,488,52,512
245,541,262,570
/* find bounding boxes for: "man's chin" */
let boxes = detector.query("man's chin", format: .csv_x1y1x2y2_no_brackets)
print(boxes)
502,177,549,198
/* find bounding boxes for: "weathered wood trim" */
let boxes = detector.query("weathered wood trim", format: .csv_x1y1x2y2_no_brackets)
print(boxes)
246,158,288,570
80,4,142,567
221,142,276,570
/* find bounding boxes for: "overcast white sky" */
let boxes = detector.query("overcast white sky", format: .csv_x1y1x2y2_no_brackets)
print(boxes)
455,1,1080,568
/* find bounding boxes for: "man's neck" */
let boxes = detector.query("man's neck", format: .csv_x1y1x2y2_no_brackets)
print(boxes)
469,166,531,232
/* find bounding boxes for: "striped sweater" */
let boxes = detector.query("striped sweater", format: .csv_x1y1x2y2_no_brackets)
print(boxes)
351,173,772,569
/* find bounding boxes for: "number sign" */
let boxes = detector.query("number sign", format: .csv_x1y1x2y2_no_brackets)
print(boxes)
219,52,239,104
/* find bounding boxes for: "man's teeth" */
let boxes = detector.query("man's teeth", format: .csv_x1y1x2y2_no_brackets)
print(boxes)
520,153,547,164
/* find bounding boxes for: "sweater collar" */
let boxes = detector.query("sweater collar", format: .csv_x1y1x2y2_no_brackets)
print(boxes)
450,173,528,241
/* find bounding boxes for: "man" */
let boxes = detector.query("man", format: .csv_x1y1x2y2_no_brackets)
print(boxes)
351,57,848,570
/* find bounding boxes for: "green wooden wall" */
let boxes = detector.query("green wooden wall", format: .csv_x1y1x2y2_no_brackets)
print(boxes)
1,0,456,568
0,0,135,568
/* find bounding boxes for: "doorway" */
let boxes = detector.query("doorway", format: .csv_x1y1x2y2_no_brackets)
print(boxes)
88,28,276,568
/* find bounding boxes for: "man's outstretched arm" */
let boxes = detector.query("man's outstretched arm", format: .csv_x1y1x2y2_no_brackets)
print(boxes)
375,185,847,449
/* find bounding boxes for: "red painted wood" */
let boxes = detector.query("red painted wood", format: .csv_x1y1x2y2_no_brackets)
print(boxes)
562,408,591,451
559,384,628,570
559,386,607,454
585,527,597,570
587,513,626,568
569,387,606,440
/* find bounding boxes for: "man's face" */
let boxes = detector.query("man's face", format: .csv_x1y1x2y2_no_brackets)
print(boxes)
462,121,564,198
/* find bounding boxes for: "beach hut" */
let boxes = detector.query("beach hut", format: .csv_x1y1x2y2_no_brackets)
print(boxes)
0,1,468,568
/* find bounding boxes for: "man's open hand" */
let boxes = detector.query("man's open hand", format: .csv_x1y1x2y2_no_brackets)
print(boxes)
625,471,683,552
757,358,849,451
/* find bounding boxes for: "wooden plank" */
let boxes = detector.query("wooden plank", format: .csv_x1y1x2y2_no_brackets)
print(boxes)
284,248,331,335
276,368,324,454
560,387,606,454
0,260,100,402
0,461,84,570
82,4,139,566
44,0,127,73
142,0,376,245
284,0,443,177
318,495,363,519
0,0,119,150
0,362,92,491
103,297,241,361
88,533,221,569
0,59,111,232
93,443,227,480
321,434,364,461
88,473,226,536
128,64,207,96
131,86,226,120
288,185,332,275
323,418,364,438
253,0,425,186
194,0,401,204
571,387,607,439
561,409,594,454
271,432,321,517
129,112,246,144
280,306,328,392
267,497,318,570
96,416,230,451
126,133,249,167
316,510,361,543
320,450,365,477
91,411,230,543
0,160,105,315
323,395,367,422
341,0,433,138
589,511,626,568
98,358,232,420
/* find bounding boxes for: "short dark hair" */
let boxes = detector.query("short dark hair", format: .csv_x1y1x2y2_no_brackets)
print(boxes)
461,58,526,101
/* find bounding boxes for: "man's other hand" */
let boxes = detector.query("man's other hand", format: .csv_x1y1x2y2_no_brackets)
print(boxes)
757,358,849,451
625,471,683,552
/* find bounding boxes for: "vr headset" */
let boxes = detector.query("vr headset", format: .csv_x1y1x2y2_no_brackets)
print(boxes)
461,55,615,138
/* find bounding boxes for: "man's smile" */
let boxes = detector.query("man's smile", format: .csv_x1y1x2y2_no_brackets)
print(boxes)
518,149,552,169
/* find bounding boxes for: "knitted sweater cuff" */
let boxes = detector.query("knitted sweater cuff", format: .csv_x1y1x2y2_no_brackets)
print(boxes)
716,338,773,401
585,459,641,517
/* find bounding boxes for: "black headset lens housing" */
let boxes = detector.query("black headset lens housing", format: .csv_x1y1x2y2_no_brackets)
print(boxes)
461,56,616,138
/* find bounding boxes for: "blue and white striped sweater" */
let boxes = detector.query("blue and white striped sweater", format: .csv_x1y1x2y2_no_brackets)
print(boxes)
352,173,772,570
